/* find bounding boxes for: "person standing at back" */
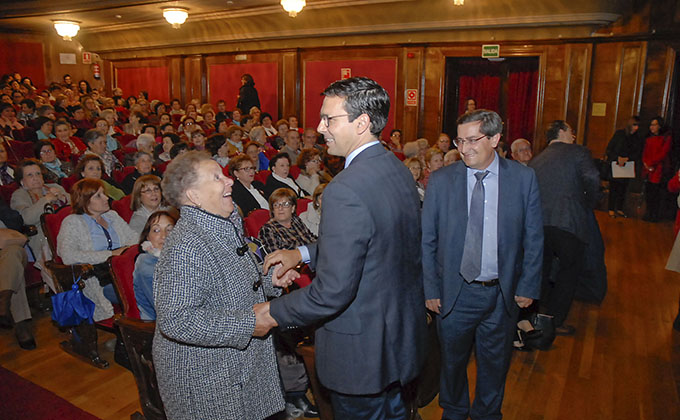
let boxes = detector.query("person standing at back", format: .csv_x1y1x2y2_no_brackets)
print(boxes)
236,73,260,117
254,77,427,419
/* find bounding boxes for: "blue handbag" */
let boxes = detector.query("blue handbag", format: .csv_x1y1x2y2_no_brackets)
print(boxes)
51,276,96,327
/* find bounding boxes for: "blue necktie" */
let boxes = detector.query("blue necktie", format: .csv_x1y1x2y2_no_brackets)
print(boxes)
460,170,489,282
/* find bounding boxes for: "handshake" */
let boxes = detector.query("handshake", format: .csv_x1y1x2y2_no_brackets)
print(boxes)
252,249,303,337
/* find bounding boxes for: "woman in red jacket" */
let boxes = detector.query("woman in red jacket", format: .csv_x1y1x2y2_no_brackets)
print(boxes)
642,116,672,222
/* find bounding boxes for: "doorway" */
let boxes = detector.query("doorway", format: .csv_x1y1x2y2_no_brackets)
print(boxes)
442,57,540,145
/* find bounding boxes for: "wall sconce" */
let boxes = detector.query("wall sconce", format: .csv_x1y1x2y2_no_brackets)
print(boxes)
280,0,306,17
53,20,80,41
453,0,464,5
163,8,189,28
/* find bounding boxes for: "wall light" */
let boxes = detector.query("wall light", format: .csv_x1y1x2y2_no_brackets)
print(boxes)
163,8,189,28
453,0,464,5
53,20,80,41
280,0,306,17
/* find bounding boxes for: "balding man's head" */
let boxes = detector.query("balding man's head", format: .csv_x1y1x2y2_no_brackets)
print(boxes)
510,138,532,165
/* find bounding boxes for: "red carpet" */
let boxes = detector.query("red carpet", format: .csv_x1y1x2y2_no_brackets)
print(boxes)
0,365,101,420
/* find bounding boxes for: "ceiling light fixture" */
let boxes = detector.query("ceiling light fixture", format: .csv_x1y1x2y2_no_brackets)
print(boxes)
280,0,306,17
53,20,80,41
163,7,189,28
453,0,464,5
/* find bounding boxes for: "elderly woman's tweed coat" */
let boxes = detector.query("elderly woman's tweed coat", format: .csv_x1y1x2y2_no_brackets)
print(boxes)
153,206,284,420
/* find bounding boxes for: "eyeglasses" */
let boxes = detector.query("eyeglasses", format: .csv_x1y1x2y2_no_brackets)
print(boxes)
141,186,161,194
40,149,55,154
238,166,255,172
320,114,350,127
273,201,293,209
453,134,487,148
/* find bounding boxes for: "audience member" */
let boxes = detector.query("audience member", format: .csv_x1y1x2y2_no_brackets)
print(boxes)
75,155,125,200
229,154,268,216
245,140,269,172
121,152,160,194
129,175,170,234
510,138,533,165
404,157,425,203
443,149,461,166
83,129,122,177
281,130,301,163
206,133,230,168
53,119,86,160
258,187,317,254
299,183,326,236
34,116,55,141
0,142,15,185
422,147,444,188
264,153,307,199
296,148,330,197
35,141,69,182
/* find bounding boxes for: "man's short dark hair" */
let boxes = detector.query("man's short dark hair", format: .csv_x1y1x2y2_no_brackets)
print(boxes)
20,98,35,110
160,123,173,132
37,105,54,116
322,77,390,138
546,120,569,142
457,109,503,137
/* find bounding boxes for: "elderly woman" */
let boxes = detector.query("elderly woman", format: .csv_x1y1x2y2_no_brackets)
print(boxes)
258,187,317,254
229,154,268,216
124,111,144,136
53,119,87,161
206,134,230,168
57,178,137,368
263,153,307,199
34,116,55,141
0,142,15,185
225,125,244,155
133,210,177,321
133,133,156,156
300,183,326,236
11,159,70,269
75,154,125,200
422,147,444,188
129,175,170,234
153,151,289,419
122,152,160,195
83,129,122,177
296,148,331,198
35,141,70,182
404,157,425,203
444,149,461,166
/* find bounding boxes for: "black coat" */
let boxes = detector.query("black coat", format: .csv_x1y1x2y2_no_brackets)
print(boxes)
231,179,266,217
263,174,308,199
237,84,260,114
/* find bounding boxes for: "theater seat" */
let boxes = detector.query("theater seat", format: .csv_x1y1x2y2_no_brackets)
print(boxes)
254,170,270,185
296,198,311,215
289,165,301,179
0,183,19,205
244,209,270,238
113,166,136,185
109,246,141,320
60,174,79,193
111,195,133,223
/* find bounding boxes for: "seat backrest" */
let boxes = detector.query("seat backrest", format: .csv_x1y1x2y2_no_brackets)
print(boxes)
113,166,136,185
254,170,270,185
115,317,167,420
5,140,34,164
109,246,141,319
244,208,270,238
0,183,19,205
118,134,137,147
111,195,134,223
289,165,301,180
296,198,312,215
60,174,79,193
40,206,73,264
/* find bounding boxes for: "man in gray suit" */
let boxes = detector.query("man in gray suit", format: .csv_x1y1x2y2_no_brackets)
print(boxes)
422,110,543,420
254,77,426,419
529,120,601,335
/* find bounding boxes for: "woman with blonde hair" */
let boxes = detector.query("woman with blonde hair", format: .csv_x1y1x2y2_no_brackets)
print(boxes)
129,174,171,234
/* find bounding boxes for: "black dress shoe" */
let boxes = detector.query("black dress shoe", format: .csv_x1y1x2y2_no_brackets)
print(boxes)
15,320,36,350
290,395,319,418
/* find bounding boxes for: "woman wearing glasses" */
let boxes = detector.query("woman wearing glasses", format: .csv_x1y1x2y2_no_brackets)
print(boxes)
258,188,316,254
229,155,268,217
295,148,331,198
129,175,171,234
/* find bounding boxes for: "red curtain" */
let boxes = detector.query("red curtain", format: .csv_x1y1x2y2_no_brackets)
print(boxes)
208,62,278,116
506,70,539,143
304,59,397,137
116,66,169,103
0,41,46,89
457,75,501,113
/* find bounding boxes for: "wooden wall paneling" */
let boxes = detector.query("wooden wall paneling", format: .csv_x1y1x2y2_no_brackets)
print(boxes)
541,44,569,141
661,46,677,120
565,44,593,148
102,59,114,96
401,46,425,143
112,58,171,103
584,42,623,157
184,55,203,105
640,41,677,122
614,43,646,131
169,57,182,102
422,47,446,143
281,51,298,121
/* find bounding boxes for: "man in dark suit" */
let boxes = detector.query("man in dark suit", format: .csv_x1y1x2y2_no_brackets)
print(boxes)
254,77,426,419
529,120,601,335
422,110,543,420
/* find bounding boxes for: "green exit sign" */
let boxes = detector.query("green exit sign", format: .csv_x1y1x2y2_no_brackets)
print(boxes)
482,44,500,58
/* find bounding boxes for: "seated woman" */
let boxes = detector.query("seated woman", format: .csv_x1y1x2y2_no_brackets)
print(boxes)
57,179,137,368
10,159,70,291
75,155,125,200
258,187,317,254
123,111,144,136
129,175,171,234
404,157,425,204
121,152,160,195
133,210,177,321
94,117,121,152
225,125,244,155
35,140,70,183
53,119,87,161
206,133,230,168
82,129,122,177
0,142,15,185
263,153,308,199
34,116,55,141
299,183,326,236
155,133,180,165
296,148,331,198
245,140,269,172
0,103,24,139
422,147,444,188
189,130,207,152
229,154,268,217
